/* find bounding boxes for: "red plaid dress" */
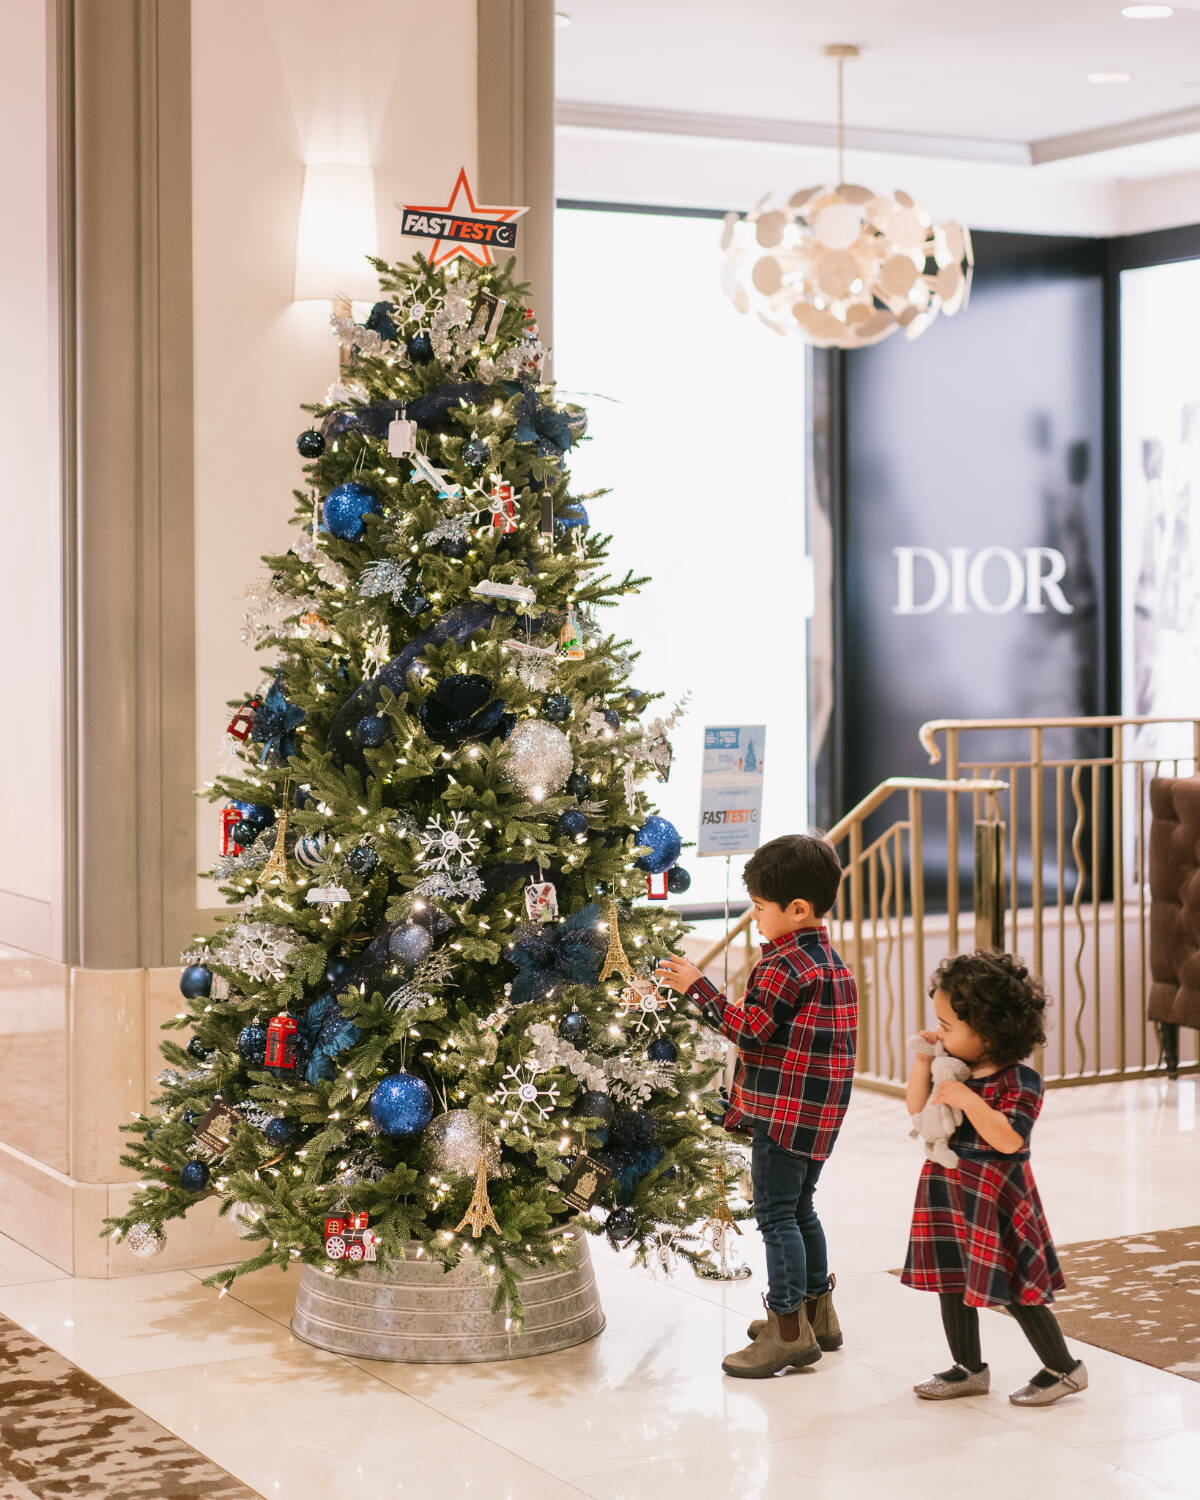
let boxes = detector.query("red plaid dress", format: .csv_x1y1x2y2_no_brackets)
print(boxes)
902,1063,1065,1307
686,925,858,1159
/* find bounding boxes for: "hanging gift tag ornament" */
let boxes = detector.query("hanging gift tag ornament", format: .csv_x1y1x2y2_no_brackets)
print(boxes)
264,1013,299,1069
226,699,260,742
525,880,559,924
560,1153,614,1211
558,611,585,661
646,870,669,901
387,409,417,457
192,1101,245,1161
488,480,518,534
468,288,507,343
306,883,352,904
220,806,244,856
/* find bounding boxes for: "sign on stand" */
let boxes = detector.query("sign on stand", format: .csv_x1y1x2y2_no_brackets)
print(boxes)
698,725,766,858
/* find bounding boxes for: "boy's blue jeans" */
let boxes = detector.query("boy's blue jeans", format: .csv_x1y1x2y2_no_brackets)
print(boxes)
750,1123,829,1314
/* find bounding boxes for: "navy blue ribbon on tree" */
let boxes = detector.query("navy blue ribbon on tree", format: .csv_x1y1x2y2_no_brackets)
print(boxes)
250,674,306,766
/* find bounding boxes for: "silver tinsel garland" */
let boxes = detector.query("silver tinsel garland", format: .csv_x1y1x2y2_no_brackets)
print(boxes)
292,527,350,589
524,1022,674,1105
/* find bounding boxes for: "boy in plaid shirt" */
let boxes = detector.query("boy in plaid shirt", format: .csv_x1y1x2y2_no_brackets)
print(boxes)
658,834,858,1378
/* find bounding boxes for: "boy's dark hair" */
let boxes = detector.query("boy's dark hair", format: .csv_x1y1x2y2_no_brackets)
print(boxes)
743,833,843,916
931,951,1048,1067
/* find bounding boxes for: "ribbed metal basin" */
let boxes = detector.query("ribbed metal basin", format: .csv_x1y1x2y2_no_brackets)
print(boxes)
290,1235,605,1363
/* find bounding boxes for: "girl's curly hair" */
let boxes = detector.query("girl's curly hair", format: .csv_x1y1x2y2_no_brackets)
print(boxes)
931,951,1048,1067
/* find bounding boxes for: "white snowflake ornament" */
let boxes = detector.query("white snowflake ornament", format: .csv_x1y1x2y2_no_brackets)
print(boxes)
495,1065,560,1123
418,811,482,874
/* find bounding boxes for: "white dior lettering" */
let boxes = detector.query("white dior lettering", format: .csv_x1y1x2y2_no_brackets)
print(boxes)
892,547,1074,616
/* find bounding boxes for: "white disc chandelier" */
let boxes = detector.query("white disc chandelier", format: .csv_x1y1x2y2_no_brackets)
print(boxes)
721,45,973,348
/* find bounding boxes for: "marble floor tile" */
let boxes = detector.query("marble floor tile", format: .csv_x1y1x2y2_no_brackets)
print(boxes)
108,1343,587,1499
0,1269,294,1379
1086,1430,1200,1499
0,1233,68,1288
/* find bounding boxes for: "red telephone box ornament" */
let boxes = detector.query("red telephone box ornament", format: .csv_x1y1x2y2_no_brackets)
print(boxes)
489,481,517,534
264,1014,299,1069
226,699,260,741
646,870,669,900
220,806,244,856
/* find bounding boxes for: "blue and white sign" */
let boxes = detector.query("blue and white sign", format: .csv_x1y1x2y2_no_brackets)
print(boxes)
698,725,766,857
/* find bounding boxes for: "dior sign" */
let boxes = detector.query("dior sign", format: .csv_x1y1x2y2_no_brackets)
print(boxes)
893,546,1074,617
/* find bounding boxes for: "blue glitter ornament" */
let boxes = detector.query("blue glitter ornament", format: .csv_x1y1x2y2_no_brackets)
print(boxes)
323,481,380,541
666,865,691,895
264,1116,299,1149
634,816,682,875
462,436,489,466
543,694,572,723
237,1025,267,1063
558,501,588,530
370,1072,434,1137
179,1160,210,1193
565,771,591,799
575,1089,614,1132
354,714,389,747
558,1008,590,1044
180,964,212,1000
297,429,325,458
439,535,468,560
558,808,588,838
407,332,434,364
647,1037,678,1064
388,923,432,969
609,1107,657,1150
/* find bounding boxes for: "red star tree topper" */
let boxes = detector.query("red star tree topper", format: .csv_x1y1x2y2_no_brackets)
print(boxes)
398,167,529,269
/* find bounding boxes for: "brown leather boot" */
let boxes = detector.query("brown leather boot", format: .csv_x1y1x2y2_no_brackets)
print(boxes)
747,1272,842,1350
722,1307,822,1379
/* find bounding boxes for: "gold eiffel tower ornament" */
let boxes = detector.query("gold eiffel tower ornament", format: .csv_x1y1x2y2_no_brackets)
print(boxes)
598,898,635,984
455,1147,502,1239
257,779,292,886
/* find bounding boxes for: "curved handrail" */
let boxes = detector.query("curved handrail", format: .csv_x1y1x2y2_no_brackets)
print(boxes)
694,776,1006,971
919,714,1200,766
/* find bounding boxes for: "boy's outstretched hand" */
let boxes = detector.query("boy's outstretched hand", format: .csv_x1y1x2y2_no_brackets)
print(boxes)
656,954,702,994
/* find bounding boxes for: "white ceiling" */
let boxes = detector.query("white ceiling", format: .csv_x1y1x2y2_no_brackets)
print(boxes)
555,0,1200,182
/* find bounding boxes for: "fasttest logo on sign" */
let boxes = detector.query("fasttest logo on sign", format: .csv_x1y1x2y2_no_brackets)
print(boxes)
698,725,766,858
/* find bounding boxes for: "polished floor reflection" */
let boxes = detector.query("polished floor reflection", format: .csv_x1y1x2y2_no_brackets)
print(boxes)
0,1077,1197,1498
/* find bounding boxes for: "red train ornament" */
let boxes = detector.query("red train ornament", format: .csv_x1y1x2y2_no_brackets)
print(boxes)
264,1014,298,1069
323,1212,379,1262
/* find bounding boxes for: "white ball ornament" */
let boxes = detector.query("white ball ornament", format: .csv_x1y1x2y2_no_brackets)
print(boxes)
125,1221,166,1259
500,719,573,800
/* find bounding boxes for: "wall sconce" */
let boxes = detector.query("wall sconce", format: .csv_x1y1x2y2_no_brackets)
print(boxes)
293,163,379,368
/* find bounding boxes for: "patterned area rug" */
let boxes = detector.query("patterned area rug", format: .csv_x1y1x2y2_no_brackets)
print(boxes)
1050,1224,1200,1381
0,1313,261,1499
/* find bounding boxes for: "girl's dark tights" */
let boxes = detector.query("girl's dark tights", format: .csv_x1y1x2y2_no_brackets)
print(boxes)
939,1292,1074,1373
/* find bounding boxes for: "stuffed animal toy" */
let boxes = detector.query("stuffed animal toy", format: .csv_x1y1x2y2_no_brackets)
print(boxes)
907,1034,971,1168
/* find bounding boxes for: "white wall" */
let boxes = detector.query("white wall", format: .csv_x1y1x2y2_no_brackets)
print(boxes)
191,0,477,900
0,0,63,958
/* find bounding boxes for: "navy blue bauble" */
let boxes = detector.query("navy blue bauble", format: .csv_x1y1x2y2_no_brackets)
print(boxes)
264,1116,299,1149
558,808,588,838
602,708,621,731
179,964,212,1000
237,1025,267,1063
186,1037,211,1062
388,923,432,969
462,436,489,466
370,1072,434,1137
407,332,434,364
634,816,682,875
544,694,572,723
325,955,350,987
354,714,389,747
558,1009,590,1044
323,481,379,541
296,428,325,458
606,1207,638,1245
574,1089,613,1146
229,801,274,844
609,1108,657,1151
666,865,692,895
565,771,591,799
179,1160,210,1193
647,1037,678,1064
346,845,378,880
438,535,469,560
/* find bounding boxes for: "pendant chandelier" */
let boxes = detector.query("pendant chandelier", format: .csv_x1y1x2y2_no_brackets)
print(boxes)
721,45,973,348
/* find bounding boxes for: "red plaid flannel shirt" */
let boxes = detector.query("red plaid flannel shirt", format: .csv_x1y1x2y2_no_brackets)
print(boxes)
687,925,858,1159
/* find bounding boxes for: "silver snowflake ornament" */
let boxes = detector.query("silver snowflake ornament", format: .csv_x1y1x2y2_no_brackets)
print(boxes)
418,811,482,874
495,1065,560,1123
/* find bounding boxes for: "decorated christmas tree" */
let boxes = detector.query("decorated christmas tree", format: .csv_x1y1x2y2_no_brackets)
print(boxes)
107,237,732,1315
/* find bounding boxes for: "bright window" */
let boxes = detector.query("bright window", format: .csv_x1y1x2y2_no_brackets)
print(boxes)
554,206,808,907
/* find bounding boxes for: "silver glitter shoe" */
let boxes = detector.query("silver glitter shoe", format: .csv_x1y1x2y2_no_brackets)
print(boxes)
913,1365,990,1400
1008,1361,1088,1406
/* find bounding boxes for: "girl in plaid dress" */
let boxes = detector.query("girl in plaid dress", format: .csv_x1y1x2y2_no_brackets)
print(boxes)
902,952,1086,1407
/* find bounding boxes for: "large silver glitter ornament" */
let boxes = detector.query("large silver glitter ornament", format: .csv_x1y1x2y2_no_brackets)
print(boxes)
499,719,573,799
426,1110,501,1178
125,1221,166,1259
